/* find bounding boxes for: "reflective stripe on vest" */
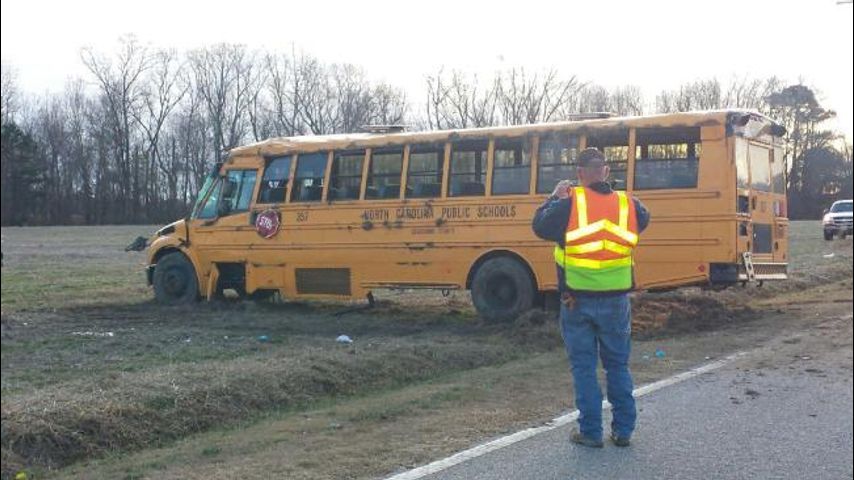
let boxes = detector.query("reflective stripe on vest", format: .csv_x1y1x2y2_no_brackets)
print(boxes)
557,186,639,292
565,239,632,256
564,189,638,246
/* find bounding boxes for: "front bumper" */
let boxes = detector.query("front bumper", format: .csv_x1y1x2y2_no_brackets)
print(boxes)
824,223,853,235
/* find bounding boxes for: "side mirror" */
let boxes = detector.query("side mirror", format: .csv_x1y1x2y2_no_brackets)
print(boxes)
823,208,830,215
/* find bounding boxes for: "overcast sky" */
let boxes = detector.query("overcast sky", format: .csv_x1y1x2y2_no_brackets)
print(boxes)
2,0,852,139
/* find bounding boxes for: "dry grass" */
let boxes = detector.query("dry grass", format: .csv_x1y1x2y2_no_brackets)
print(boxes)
3,340,522,470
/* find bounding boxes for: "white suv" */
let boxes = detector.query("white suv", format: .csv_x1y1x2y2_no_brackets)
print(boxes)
823,199,853,240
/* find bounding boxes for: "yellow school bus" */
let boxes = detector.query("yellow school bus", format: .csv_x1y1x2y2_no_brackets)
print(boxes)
144,110,788,321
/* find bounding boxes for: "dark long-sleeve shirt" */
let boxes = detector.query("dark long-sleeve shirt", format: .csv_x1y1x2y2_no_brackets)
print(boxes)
531,181,650,295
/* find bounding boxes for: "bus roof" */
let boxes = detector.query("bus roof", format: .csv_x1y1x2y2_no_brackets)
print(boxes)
229,109,783,158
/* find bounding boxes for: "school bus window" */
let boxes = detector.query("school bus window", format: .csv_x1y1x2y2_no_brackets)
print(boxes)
492,137,531,195
749,143,771,191
366,148,404,199
588,130,629,191
735,139,749,189
449,140,487,197
634,127,700,190
196,177,223,219
329,150,365,201
407,143,444,198
222,169,257,214
771,146,785,193
536,133,579,194
290,152,328,202
602,146,628,190
258,156,291,203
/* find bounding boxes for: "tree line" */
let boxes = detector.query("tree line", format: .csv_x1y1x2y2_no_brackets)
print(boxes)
1,37,851,225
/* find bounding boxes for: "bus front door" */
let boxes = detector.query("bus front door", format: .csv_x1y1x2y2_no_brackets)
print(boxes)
189,168,260,297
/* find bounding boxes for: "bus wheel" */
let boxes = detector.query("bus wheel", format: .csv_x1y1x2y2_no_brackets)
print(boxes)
153,252,199,305
471,257,534,322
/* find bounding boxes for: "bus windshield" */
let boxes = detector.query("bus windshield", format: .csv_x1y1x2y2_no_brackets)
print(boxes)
191,167,219,218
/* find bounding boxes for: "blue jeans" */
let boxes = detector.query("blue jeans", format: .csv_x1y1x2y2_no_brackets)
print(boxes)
560,295,636,440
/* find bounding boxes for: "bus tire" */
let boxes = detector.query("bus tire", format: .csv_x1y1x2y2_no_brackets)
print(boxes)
153,252,199,305
471,257,535,322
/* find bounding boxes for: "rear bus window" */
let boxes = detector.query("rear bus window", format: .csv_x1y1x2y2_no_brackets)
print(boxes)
749,144,771,191
736,140,750,189
449,140,487,197
290,152,328,202
634,128,701,190
492,137,532,195
536,133,579,194
771,146,785,193
406,143,444,198
258,156,291,204
329,150,365,201
366,148,404,199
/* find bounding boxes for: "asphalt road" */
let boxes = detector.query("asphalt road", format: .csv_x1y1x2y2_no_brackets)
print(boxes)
421,336,854,480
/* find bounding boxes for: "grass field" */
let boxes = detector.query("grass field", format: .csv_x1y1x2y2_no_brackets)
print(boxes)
1,221,851,479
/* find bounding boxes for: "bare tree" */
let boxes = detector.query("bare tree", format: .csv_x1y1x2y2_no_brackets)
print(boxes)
134,49,187,212
494,69,581,124
370,83,407,126
266,52,303,136
247,67,273,142
81,35,152,219
170,85,210,204
572,84,611,114
1,63,20,123
296,55,339,134
189,44,260,161
656,79,722,113
609,85,644,116
722,76,783,112
427,68,600,129
63,79,95,222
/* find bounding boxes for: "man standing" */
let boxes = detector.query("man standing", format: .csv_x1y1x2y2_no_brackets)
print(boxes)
532,147,650,448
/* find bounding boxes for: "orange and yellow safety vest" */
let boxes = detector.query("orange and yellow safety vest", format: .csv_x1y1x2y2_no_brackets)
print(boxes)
553,186,639,292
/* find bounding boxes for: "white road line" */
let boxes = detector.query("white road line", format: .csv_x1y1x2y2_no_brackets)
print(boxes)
385,351,748,480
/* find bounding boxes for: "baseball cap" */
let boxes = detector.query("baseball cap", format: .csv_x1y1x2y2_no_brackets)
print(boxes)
578,147,607,167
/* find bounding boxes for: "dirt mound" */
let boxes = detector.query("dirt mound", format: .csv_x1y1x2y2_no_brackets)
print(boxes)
506,293,751,345
632,293,753,337
510,309,563,350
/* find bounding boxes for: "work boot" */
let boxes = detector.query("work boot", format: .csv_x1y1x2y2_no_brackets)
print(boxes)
570,430,603,448
609,432,631,447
